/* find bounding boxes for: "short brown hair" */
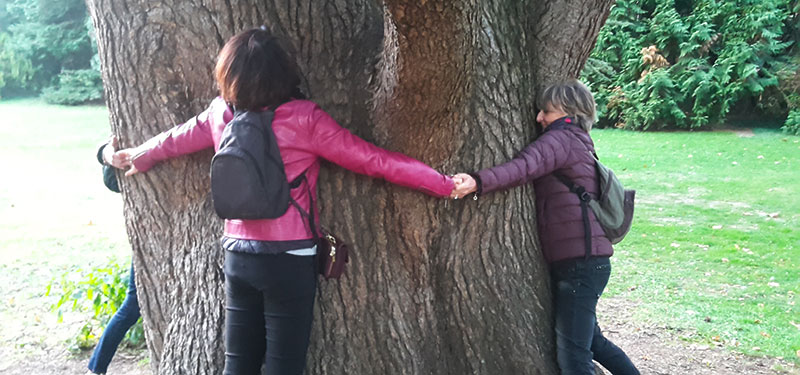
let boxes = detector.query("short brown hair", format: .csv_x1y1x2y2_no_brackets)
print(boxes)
214,28,302,111
538,80,597,132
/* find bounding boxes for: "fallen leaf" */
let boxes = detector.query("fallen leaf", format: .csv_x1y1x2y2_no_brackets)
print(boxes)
752,347,761,351
768,212,780,218
704,316,712,322
712,225,723,230
760,332,771,338
721,258,729,263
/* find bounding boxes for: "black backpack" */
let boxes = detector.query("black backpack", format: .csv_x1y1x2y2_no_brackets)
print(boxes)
210,108,299,220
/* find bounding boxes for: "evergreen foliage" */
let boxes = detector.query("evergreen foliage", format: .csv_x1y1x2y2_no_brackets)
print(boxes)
583,0,796,131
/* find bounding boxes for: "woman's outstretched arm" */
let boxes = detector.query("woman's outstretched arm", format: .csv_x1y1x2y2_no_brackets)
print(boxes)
307,105,454,198
115,98,230,176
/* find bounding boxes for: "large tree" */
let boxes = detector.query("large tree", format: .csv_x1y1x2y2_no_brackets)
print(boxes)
86,1,612,374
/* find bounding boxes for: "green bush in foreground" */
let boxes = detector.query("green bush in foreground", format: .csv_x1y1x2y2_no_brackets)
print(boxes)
46,259,144,352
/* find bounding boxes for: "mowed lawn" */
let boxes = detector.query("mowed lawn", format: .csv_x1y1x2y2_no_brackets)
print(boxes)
0,99,797,364
593,128,799,362
0,99,130,359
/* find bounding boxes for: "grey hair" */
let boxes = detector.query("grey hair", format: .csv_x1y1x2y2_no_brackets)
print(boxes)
537,80,597,132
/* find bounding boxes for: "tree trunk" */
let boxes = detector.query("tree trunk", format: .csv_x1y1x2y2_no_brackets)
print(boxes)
86,1,612,374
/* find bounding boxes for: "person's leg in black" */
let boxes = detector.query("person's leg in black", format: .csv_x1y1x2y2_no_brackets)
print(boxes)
553,260,600,375
223,252,267,375
261,253,317,375
588,261,639,375
590,322,640,375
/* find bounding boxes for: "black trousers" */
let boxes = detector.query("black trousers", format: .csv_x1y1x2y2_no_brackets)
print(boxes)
223,250,317,375
551,257,639,375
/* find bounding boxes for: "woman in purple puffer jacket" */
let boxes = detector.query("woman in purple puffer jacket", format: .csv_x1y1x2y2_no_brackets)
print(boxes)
452,80,639,375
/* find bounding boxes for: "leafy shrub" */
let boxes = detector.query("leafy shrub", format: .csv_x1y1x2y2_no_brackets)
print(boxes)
46,258,144,352
583,0,793,130
783,108,800,134
41,68,103,105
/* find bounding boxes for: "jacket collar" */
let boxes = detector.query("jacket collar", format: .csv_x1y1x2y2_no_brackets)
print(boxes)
544,116,577,133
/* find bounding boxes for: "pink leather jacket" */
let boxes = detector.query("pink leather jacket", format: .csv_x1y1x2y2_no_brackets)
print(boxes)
133,97,454,242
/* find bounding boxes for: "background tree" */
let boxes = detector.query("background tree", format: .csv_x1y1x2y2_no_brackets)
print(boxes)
85,1,612,374
0,0,102,103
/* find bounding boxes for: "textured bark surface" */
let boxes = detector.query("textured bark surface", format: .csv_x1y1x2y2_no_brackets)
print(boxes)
86,0,612,374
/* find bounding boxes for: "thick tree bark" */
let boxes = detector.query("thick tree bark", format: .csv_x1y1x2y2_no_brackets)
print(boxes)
86,0,612,374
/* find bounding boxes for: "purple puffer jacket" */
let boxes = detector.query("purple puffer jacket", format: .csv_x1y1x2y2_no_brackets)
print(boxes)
476,117,613,264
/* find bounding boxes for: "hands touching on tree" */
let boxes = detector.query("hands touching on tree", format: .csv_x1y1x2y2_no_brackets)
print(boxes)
449,173,477,199
112,147,141,176
102,136,133,170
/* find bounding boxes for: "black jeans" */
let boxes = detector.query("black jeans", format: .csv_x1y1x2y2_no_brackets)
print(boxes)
223,250,317,375
551,257,639,375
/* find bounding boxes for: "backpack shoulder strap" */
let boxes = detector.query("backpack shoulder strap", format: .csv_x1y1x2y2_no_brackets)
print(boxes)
553,172,592,260
288,172,320,244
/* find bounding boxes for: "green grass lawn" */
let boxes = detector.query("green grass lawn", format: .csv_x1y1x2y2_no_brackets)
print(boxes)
593,128,800,363
0,99,131,356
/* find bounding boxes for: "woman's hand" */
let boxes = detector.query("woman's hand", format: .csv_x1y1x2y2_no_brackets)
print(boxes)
102,136,132,169
450,173,477,199
101,136,117,165
112,148,140,176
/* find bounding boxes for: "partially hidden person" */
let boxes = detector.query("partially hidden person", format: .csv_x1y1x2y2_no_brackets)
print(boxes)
86,136,142,375
112,28,455,375
450,80,640,375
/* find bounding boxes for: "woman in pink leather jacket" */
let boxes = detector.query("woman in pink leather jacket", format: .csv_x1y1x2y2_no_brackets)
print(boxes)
114,28,454,375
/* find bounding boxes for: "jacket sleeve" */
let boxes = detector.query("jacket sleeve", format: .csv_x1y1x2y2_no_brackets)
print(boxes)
131,101,221,172
307,105,454,197
477,129,574,195
96,143,120,193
